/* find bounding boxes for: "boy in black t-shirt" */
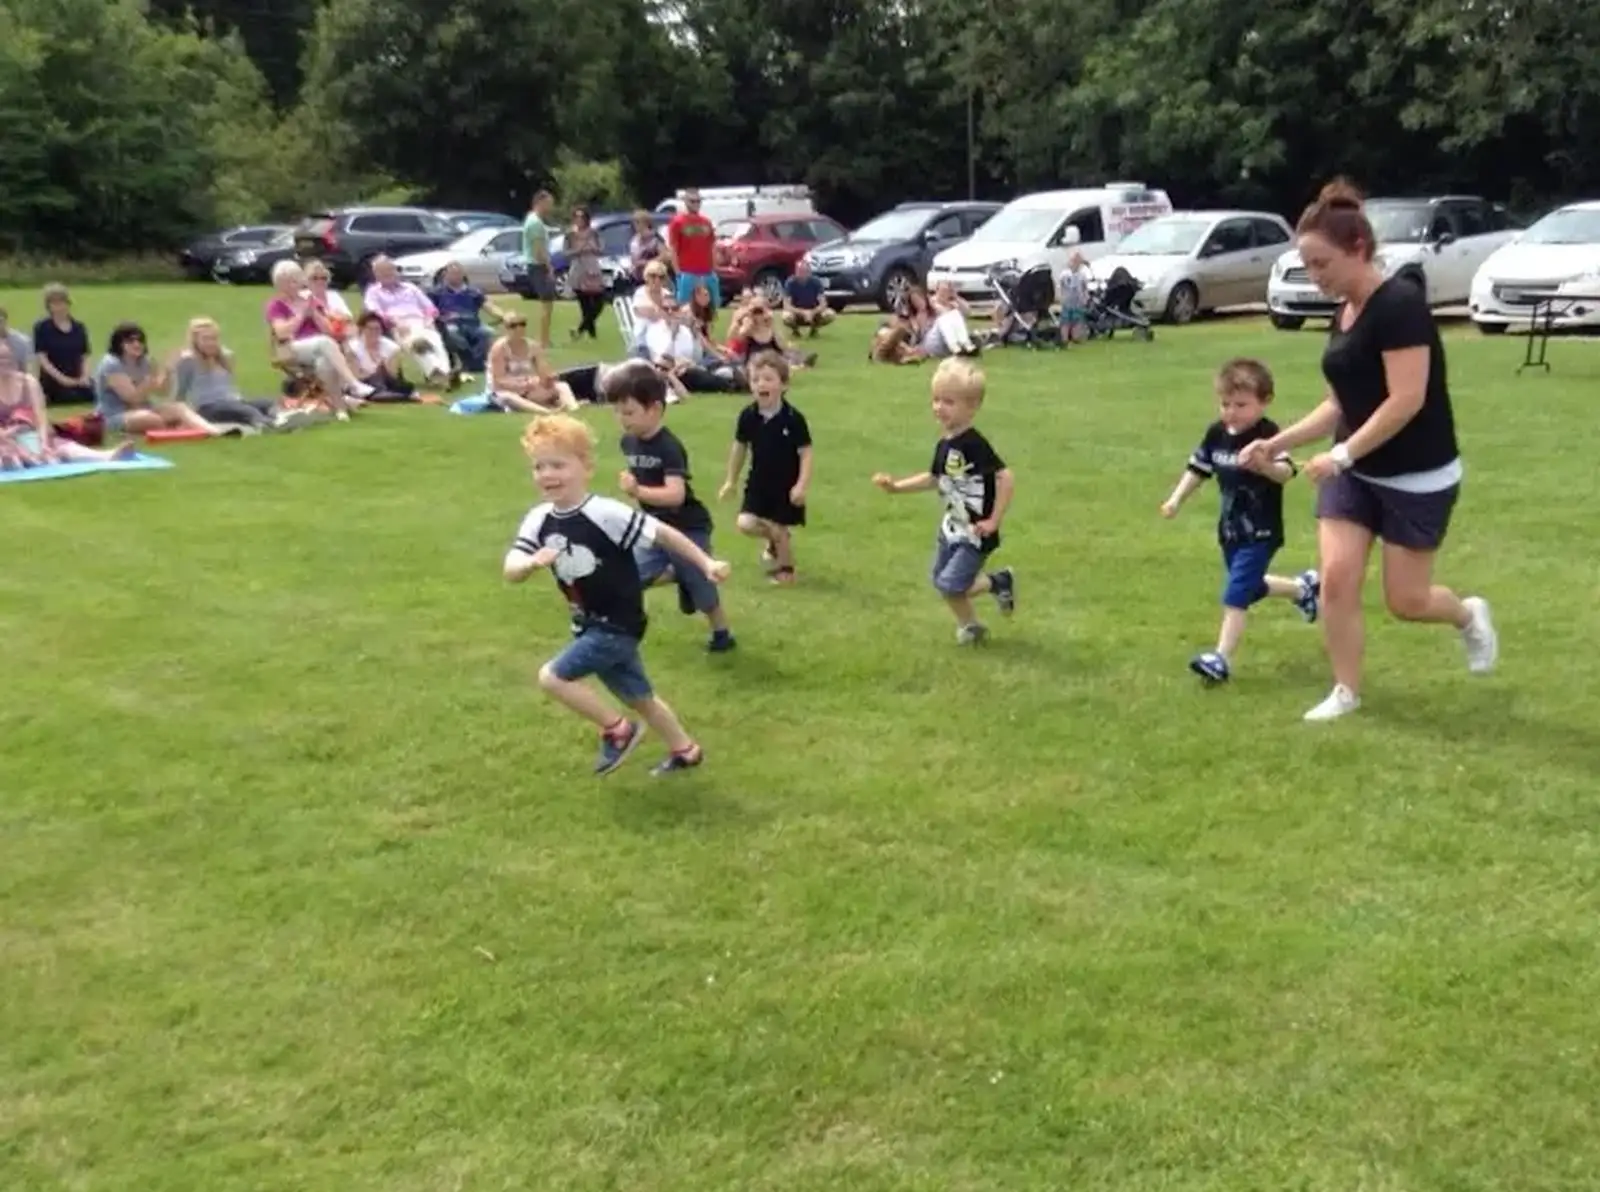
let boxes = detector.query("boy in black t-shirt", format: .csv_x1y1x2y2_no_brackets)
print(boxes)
607,360,736,652
874,358,1016,644
1160,358,1319,685
718,352,812,585
504,413,731,776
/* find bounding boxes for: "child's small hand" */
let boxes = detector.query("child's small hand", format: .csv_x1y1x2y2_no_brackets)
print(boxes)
872,472,895,492
618,471,638,496
529,545,560,568
788,484,806,506
1159,500,1178,518
972,517,997,538
704,559,732,583
717,480,734,501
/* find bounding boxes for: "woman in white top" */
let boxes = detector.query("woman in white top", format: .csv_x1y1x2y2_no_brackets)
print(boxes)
303,260,355,340
486,312,577,412
630,261,676,355
350,312,416,400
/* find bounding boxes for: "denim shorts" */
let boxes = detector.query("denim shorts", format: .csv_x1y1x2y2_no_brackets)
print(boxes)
548,625,653,702
930,535,985,596
636,526,720,615
1221,540,1277,609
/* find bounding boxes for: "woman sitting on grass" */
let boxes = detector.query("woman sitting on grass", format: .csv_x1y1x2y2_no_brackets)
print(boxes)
302,260,356,342
265,260,371,416
0,338,135,468
487,312,578,412
350,311,417,401
871,285,934,364
172,318,317,433
726,295,815,369
94,322,239,438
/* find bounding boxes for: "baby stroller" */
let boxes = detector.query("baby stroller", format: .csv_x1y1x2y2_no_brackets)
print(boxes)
984,263,1059,349
1085,266,1154,341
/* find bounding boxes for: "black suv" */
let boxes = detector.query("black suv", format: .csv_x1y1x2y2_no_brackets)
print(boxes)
804,201,1001,311
293,207,459,288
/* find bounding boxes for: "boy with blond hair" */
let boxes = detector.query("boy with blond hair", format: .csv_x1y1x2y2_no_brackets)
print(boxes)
505,413,731,775
873,358,1016,643
1160,357,1319,685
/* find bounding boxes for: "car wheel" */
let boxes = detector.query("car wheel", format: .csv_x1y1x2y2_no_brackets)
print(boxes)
1268,313,1305,331
754,269,785,306
1395,268,1427,304
1476,321,1507,336
556,269,574,300
210,263,233,285
1164,281,1199,325
879,267,915,313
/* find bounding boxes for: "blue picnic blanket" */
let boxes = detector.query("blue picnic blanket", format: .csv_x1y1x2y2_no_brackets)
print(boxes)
0,454,174,485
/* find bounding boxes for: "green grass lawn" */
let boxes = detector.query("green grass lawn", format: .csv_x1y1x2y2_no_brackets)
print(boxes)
4,283,1598,1191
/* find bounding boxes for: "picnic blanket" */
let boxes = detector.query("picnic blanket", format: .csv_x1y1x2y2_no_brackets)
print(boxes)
0,454,174,485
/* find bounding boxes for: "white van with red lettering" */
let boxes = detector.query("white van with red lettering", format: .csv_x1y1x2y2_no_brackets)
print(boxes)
926,183,1173,298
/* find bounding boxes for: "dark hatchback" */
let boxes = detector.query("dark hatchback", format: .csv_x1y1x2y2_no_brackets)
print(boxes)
293,207,459,287
179,225,294,280
804,201,1001,310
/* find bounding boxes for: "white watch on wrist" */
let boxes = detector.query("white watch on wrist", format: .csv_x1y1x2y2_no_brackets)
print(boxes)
1330,443,1353,472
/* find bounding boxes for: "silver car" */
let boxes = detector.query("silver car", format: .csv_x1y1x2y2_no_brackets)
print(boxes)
1092,210,1293,323
392,226,525,292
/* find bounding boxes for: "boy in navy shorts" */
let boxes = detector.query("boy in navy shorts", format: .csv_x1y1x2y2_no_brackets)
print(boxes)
1160,357,1319,684
607,360,736,653
873,358,1016,644
505,413,730,776
718,351,812,585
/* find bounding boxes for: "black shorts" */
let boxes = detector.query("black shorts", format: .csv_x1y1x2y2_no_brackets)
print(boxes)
1316,470,1458,551
742,484,805,527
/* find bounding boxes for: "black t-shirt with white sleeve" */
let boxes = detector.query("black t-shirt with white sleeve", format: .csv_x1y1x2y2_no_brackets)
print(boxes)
620,426,712,533
932,427,1006,554
510,495,659,639
1186,418,1290,547
1320,276,1459,477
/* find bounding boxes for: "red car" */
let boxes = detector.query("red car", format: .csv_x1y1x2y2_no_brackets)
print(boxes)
714,213,849,306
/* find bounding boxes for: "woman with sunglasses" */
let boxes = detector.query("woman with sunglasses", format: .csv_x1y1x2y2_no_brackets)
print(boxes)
487,313,577,412
94,323,238,437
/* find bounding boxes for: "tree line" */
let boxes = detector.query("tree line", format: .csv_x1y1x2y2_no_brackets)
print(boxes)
4,0,1599,258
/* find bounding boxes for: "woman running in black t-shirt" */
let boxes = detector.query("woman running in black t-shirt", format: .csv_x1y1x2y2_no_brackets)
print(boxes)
1241,179,1497,722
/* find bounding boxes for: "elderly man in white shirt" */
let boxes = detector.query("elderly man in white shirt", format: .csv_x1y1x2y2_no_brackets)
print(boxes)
362,256,450,384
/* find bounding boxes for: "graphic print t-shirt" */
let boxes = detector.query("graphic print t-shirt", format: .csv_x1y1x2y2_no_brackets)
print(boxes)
510,495,660,639
620,427,712,533
932,427,1006,553
1186,418,1290,547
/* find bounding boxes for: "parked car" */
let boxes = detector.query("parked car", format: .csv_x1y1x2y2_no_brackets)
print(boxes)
804,201,1001,311
926,183,1173,299
1092,210,1292,323
500,212,669,299
1469,200,1600,333
434,210,518,235
210,229,299,286
1268,195,1519,329
655,184,815,224
393,226,525,292
292,207,460,288
179,225,294,280
714,213,849,305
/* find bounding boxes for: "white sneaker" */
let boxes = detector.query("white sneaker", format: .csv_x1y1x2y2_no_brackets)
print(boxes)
1303,684,1361,722
351,382,376,399
956,622,988,646
1460,596,1498,675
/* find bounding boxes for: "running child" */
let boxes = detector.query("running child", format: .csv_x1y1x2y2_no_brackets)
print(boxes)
1159,357,1320,685
607,360,737,653
873,357,1016,644
505,413,731,776
718,351,812,585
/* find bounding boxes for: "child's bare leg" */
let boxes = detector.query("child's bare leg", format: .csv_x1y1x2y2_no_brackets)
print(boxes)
1264,575,1300,599
705,604,730,633
944,593,978,625
628,695,694,753
1216,606,1249,659
537,665,619,729
771,526,794,570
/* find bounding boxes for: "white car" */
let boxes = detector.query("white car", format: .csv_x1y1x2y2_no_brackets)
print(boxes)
1092,210,1292,323
926,183,1172,299
1267,196,1518,330
393,226,525,292
1469,200,1600,334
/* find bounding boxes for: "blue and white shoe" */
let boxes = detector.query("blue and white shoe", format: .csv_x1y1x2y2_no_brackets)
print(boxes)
1188,650,1231,685
651,744,704,776
594,719,645,775
1294,569,1321,623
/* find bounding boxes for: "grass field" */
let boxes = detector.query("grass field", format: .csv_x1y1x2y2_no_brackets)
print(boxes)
4,282,1599,1192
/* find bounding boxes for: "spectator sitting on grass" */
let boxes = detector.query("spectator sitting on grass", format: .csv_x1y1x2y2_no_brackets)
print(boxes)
781,259,835,337
487,311,578,412
727,295,816,370
630,261,677,356
363,256,450,384
350,311,415,401
94,322,238,438
266,260,369,415
1,306,32,374
172,318,317,432
303,260,355,341
32,284,95,406
0,338,135,468
428,261,509,378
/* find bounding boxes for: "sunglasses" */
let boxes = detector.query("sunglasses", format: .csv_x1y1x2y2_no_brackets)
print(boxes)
506,320,527,329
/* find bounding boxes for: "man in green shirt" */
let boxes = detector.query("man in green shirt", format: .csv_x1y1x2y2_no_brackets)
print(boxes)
522,189,556,347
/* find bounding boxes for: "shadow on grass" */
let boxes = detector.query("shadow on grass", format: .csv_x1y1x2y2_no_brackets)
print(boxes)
608,781,763,834
1377,684,1600,780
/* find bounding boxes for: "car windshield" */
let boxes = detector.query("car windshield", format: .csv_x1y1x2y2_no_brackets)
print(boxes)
968,205,1065,244
447,229,496,253
850,209,937,242
718,221,753,240
267,231,294,248
1115,217,1210,255
1518,208,1600,245
1365,203,1432,244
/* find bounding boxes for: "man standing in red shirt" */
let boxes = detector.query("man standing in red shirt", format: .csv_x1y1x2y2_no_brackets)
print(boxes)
666,189,720,309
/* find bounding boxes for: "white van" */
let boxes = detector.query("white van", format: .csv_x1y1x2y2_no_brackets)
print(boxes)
926,183,1173,298
655,185,815,225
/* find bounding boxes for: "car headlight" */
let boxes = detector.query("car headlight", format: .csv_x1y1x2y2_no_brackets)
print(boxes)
233,250,257,264
841,249,872,268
